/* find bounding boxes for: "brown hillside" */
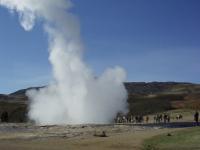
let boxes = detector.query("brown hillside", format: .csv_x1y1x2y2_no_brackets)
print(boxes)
0,82,200,122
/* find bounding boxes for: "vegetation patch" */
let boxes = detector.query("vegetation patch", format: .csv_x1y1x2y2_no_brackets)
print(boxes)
143,127,200,150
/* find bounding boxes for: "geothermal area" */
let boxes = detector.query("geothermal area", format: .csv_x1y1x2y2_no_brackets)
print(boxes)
0,0,200,150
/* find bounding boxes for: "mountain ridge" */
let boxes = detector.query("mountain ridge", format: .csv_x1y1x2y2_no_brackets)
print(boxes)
8,81,198,97
0,81,200,122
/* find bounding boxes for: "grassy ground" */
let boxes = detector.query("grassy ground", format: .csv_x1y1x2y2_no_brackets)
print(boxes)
143,127,200,150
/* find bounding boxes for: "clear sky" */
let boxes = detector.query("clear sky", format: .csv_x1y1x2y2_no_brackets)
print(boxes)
0,0,200,94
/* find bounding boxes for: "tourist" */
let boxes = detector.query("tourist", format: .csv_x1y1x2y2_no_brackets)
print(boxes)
194,111,199,126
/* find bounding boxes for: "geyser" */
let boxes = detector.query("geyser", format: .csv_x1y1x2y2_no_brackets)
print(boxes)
0,0,128,125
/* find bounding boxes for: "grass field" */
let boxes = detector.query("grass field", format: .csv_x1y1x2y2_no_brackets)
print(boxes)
143,127,200,150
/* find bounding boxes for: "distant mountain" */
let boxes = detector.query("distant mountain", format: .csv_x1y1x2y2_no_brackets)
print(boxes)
9,82,200,97
125,82,200,115
0,82,200,122
125,82,199,94
9,86,44,97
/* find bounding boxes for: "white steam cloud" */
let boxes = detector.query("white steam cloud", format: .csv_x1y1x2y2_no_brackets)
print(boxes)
0,0,128,124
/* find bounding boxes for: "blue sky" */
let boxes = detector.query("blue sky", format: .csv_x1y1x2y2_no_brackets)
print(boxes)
0,0,200,93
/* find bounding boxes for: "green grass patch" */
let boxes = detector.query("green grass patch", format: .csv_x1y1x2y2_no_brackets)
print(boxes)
143,127,200,150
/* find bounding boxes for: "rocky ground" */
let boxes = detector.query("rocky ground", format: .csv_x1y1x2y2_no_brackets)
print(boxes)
0,123,160,140
0,123,189,150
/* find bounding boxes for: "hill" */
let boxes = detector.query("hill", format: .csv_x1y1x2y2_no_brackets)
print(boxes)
126,82,200,115
0,82,200,122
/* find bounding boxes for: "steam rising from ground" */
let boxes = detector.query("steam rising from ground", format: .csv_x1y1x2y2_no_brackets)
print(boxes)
0,0,128,124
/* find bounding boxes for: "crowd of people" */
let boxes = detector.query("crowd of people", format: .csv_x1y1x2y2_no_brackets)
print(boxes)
115,113,180,124
153,113,171,123
115,111,199,125
115,115,146,124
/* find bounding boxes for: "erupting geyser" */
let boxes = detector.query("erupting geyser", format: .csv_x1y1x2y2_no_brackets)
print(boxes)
0,0,128,125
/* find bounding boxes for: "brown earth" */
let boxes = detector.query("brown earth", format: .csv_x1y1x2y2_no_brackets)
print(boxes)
0,124,183,150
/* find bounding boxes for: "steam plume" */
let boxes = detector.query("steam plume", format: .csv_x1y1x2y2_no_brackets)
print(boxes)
0,0,128,124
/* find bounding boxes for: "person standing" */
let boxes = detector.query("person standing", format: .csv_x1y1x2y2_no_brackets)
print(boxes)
194,111,199,126
145,116,149,124
1,111,8,122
